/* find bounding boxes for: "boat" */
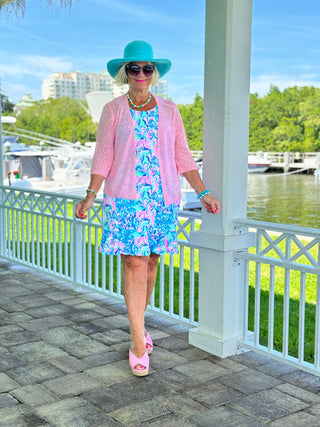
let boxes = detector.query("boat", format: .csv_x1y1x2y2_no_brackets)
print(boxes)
1,96,106,197
248,155,271,173
3,148,97,197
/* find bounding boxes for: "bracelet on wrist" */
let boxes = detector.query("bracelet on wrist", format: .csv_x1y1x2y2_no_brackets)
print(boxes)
86,188,97,198
197,190,210,200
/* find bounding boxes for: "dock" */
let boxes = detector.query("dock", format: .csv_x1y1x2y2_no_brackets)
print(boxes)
252,152,320,173
191,151,320,174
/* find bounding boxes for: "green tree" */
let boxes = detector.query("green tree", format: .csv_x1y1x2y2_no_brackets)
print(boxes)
178,94,203,151
16,97,98,144
0,90,14,113
249,86,320,152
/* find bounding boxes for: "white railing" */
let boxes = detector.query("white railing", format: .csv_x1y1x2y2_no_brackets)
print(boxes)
0,186,200,325
3,185,320,373
233,218,320,374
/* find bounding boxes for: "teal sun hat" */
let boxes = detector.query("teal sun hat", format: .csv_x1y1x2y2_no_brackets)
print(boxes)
107,40,172,78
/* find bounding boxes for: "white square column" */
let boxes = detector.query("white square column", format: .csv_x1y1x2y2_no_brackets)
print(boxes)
189,0,253,357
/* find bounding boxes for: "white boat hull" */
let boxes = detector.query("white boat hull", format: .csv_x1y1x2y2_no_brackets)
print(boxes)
248,164,271,173
248,155,271,173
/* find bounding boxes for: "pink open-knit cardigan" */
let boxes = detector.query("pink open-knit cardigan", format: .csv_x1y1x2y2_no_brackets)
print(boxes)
91,93,197,206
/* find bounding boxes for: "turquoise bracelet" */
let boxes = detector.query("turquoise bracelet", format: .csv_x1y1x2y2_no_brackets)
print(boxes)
86,188,97,198
197,190,210,200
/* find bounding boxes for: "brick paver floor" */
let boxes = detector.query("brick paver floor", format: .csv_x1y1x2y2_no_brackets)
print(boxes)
1,258,320,426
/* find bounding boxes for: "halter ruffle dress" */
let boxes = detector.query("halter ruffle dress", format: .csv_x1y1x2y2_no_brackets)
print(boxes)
100,105,180,256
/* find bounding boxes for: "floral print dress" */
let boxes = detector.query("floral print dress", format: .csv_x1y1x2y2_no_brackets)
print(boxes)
100,105,180,256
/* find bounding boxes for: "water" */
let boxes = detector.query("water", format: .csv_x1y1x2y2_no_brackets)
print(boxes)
247,174,320,230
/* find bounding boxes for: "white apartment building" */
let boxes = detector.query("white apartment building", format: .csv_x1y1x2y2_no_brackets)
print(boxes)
151,80,168,98
42,71,125,100
42,71,168,101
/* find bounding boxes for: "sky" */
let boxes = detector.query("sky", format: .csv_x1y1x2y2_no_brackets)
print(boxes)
1,0,320,105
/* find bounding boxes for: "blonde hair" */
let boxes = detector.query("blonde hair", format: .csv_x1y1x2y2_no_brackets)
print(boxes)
114,62,159,86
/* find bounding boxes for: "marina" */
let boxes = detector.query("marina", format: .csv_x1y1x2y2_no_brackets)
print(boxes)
2,133,320,211
249,151,320,174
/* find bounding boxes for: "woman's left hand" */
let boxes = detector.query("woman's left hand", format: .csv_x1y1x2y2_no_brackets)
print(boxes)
200,193,220,214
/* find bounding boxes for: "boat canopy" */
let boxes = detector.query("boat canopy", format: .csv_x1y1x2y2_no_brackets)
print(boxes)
1,116,17,124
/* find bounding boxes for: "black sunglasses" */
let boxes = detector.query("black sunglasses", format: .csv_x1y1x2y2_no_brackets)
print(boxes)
126,64,155,77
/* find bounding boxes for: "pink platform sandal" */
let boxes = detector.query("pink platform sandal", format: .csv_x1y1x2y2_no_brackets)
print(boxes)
145,331,153,355
129,349,149,377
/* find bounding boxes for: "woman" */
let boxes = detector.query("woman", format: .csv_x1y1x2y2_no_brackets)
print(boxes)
75,40,220,377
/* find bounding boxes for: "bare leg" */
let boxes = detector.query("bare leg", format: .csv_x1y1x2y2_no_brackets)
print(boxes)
122,255,149,360
145,252,160,312
143,253,160,353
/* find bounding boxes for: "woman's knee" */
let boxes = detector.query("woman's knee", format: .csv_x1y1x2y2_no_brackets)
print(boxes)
148,253,160,267
122,255,149,270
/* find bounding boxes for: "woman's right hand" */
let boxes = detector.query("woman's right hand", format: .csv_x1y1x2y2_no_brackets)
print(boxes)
74,194,96,219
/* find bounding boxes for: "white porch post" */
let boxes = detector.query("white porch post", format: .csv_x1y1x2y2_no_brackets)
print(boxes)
189,0,253,357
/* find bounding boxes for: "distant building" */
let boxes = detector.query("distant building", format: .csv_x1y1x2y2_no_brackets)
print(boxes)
151,80,168,98
42,71,169,100
42,71,119,100
13,93,36,115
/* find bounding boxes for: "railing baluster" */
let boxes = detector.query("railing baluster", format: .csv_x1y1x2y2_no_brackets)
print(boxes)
101,253,106,291
0,190,5,257
283,268,290,358
189,247,195,324
65,221,69,277
26,212,32,264
36,215,40,267
16,208,21,260
41,213,45,269
315,274,320,369
159,255,165,312
169,254,174,315
58,220,62,275
21,210,25,262
116,254,121,297
109,255,114,294
94,228,99,289
298,272,306,363
243,259,249,342
82,225,86,284
283,237,291,358
268,265,275,352
64,201,69,277
6,207,10,257
53,217,57,273
12,209,16,259
254,262,261,347
47,216,51,272
29,212,33,264
179,245,185,319
87,224,92,286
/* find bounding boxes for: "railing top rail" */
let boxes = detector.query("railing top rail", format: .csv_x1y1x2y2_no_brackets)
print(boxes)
233,218,320,238
0,186,202,221
0,184,86,201
178,210,202,220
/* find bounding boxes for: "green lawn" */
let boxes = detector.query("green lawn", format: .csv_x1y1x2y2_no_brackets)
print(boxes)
247,234,318,364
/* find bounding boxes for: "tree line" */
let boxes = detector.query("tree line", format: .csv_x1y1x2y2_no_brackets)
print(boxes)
179,86,320,152
2,97,98,144
2,86,320,151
